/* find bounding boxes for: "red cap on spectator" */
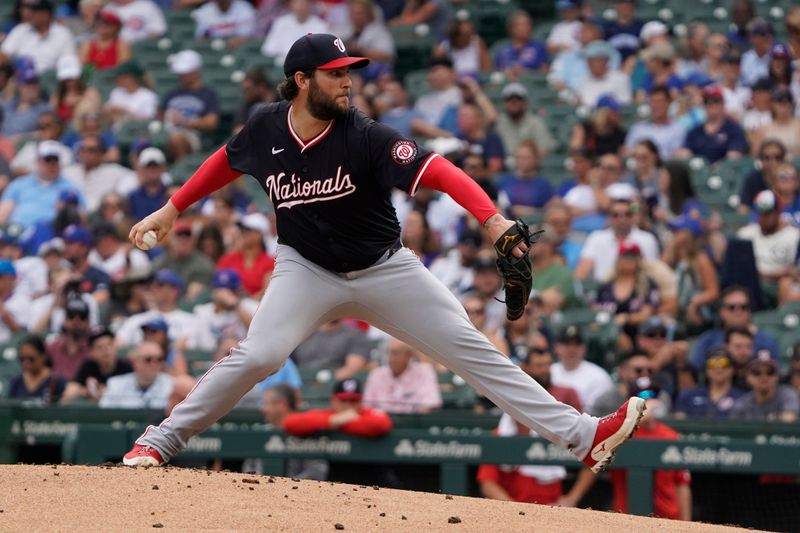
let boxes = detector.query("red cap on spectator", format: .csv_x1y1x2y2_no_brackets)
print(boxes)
98,10,122,28
173,220,193,235
702,85,724,101
618,240,641,256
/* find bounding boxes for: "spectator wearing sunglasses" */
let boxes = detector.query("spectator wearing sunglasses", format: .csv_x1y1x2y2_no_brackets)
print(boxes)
10,111,72,177
739,139,786,214
751,87,800,161
674,348,744,418
689,286,779,372
99,340,174,409
730,351,800,422
592,351,670,417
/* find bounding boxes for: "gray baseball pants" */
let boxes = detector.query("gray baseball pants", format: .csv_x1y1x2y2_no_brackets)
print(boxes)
137,245,598,460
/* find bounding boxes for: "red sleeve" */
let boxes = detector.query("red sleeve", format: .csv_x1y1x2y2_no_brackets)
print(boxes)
170,145,242,212
675,470,691,486
415,155,499,225
341,408,393,438
476,464,500,483
282,409,333,436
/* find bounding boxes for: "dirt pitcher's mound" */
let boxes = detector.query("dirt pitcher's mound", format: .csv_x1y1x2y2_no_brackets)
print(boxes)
0,465,757,532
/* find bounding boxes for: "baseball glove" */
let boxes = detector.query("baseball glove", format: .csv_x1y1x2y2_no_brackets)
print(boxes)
493,219,544,321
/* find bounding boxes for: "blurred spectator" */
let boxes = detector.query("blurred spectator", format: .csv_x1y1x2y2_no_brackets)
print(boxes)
737,190,800,295
374,80,426,138
106,265,152,328
462,293,508,355
593,351,670,416
29,263,98,332
742,78,773,136
62,224,112,301
727,0,755,50
523,339,582,412
0,1,25,43
652,160,704,229
549,21,620,94
467,255,505,332
78,9,131,71
453,102,503,174
676,86,747,163
564,154,632,230
62,326,133,402
724,327,756,390
283,377,393,437
0,225,47,299
192,269,258,352
0,141,84,228
46,297,91,380
661,216,718,329
530,227,576,313
63,113,122,165
785,345,800,397
628,21,669,95
434,18,488,78
603,0,644,63
413,57,461,130
771,162,800,224
203,191,241,250
161,50,220,161
493,9,548,75
51,55,102,127
741,18,774,87
128,147,168,220
115,269,199,347
400,208,440,267
87,222,150,281
545,202,581,269
194,0,255,49
342,0,394,78
676,21,711,78
429,226,482,296
634,316,693,397
105,0,167,43
610,387,692,520
674,348,743,419
751,88,800,161
140,317,188,376
576,40,631,108
689,285,779,371
569,95,626,157
731,351,799,422
546,0,582,56
635,42,680,104
0,0,76,73
63,135,136,212
104,62,159,127
10,112,73,177
495,82,555,158
767,44,793,91
496,140,552,217
152,220,215,301
254,0,290,39
233,68,277,133
1,66,51,139
550,325,614,413
7,334,65,402
99,340,174,409
575,198,659,282
363,337,441,413
594,240,660,344
218,213,275,297
290,320,371,379
739,139,785,213
93,191,130,230
0,108,14,163
0,259,29,343
624,85,686,160
261,0,329,65
557,147,593,197
389,0,450,39
718,50,750,120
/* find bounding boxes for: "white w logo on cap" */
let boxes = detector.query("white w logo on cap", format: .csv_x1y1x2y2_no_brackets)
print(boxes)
333,38,346,53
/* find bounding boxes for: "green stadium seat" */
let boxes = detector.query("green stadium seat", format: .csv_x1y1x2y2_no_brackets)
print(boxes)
170,151,215,185
391,25,436,81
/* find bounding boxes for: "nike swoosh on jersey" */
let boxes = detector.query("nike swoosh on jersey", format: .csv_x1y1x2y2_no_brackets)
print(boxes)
272,147,285,154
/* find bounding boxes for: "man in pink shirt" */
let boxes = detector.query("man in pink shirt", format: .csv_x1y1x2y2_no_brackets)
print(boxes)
363,338,442,414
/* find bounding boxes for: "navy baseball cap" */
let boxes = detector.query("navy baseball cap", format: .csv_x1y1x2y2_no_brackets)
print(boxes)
283,33,369,77
154,269,184,290
667,215,703,237
596,94,621,111
212,269,241,291
333,378,363,400
63,224,92,246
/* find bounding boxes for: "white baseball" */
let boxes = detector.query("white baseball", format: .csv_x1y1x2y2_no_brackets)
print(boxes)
139,230,158,251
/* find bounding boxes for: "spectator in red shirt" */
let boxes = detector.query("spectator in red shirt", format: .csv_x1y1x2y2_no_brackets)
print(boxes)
217,213,275,297
283,377,393,438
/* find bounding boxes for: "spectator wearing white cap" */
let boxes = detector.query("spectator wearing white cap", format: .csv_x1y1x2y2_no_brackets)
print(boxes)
128,147,168,221
161,50,220,161
576,40,631,108
218,213,276,297
105,0,167,43
194,0,256,49
494,82,556,158
10,112,73,177
0,140,84,228
63,134,137,212
0,0,76,73
261,0,329,66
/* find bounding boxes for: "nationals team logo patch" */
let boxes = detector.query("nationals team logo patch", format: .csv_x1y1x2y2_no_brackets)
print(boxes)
391,140,418,165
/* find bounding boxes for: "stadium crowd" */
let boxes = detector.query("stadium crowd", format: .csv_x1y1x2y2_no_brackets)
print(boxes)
2,0,800,519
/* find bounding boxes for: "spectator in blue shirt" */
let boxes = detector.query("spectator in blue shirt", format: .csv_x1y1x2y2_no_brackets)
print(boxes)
676,86,748,164
496,140,553,217
603,0,645,63
0,140,84,228
689,286,779,372
1,66,51,139
161,50,220,161
726,0,755,50
128,147,168,221
493,9,549,74
674,348,745,418
257,357,303,392
740,18,774,87
455,102,505,175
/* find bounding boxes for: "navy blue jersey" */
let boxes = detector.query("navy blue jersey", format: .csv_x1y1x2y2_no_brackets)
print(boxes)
226,101,435,272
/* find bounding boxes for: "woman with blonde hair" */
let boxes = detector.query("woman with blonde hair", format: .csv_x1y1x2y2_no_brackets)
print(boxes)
569,96,627,156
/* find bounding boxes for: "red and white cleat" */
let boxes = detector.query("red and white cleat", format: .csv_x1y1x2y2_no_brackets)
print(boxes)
123,444,165,467
583,397,646,474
